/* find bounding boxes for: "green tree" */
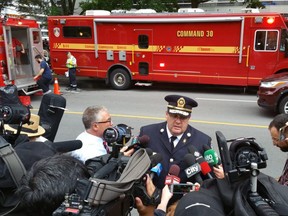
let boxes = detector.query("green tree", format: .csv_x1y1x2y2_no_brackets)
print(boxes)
0,0,13,14
80,0,179,14
16,0,77,16
80,0,133,14
230,0,265,9
190,0,210,8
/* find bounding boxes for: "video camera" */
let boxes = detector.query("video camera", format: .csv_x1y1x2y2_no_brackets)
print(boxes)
103,124,132,159
0,85,30,143
53,136,155,216
0,85,30,125
103,124,132,145
215,131,268,183
215,131,280,216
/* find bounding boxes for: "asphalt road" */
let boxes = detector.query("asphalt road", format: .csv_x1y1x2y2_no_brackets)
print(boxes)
30,77,285,179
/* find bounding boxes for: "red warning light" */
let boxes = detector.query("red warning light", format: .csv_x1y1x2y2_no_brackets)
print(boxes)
267,17,275,24
160,63,165,68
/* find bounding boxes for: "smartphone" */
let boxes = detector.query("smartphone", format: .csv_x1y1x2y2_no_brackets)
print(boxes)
169,183,196,194
279,125,288,141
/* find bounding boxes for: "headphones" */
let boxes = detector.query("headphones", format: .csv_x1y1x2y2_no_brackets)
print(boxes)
229,137,268,170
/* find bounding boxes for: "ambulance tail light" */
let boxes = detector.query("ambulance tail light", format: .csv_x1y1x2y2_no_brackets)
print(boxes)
267,17,275,24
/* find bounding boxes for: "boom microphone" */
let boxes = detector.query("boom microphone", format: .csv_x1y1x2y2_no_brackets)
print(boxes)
124,135,150,151
183,153,203,184
165,164,181,185
50,140,83,153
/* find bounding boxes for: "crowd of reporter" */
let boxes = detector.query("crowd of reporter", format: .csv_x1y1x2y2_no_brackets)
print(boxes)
1,93,288,216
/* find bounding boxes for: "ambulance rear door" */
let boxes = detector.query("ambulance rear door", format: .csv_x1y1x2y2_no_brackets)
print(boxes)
3,26,16,80
28,28,43,77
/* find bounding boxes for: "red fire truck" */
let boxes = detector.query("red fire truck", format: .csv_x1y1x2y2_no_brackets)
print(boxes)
0,14,43,94
48,11,288,90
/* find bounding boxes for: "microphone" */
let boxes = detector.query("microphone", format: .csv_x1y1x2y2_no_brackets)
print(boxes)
204,148,220,168
165,164,181,185
50,140,83,153
196,157,213,179
183,153,203,184
145,148,153,156
124,135,150,151
188,145,203,160
150,153,163,168
150,163,163,179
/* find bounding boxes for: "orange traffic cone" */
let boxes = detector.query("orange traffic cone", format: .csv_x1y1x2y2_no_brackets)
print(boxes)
54,78,61,95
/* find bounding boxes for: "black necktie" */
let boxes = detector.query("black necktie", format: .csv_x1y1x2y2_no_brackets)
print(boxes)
170,136,177,150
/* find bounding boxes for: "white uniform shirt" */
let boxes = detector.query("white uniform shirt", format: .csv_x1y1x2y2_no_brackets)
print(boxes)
70,131,107,162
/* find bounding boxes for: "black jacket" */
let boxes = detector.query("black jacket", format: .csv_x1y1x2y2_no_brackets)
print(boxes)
140,121,212,189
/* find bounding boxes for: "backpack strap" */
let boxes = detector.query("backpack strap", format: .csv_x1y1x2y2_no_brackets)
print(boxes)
0,136,26,187
86,148,151,205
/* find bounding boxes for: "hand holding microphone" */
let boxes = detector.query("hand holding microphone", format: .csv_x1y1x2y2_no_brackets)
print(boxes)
188,145,213,179
203,145,225,179
204,147,220,168
165,164,181,185
124,135,150,152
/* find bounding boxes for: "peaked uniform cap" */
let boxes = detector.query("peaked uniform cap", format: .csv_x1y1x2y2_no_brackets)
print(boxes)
165,95,198,117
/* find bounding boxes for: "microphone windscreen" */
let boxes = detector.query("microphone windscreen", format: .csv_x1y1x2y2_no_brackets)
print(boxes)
203,144,211,151
138,135,150,146
184,153,196,166
52,140,83,153
199,161,212,175
169,164,180,176
150,153,163,167
145,148,153,156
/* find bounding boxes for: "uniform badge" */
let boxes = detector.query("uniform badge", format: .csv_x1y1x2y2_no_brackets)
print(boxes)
177,97,186,108
194,151,200,158
160,128,164,133
187,133,191,137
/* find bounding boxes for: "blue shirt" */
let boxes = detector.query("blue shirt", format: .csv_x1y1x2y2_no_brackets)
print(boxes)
40,60,52,80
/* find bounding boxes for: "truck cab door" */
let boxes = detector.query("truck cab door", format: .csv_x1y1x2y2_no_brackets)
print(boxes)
133,29,153,77
3,26,17,80
28,28,43,75
248,30,279,85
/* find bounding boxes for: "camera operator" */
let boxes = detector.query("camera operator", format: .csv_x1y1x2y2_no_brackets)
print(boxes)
268,113,288,186
16,155,90,216
70,106,113,162
70,106,133,163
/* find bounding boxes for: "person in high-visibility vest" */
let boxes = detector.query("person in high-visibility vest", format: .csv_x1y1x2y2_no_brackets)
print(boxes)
66,51,78,92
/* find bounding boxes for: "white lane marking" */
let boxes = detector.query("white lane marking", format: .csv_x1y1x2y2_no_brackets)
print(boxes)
195,97,256,103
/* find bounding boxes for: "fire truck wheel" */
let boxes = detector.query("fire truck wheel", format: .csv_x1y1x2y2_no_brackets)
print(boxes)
110,68,131,90
279,96,288,114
